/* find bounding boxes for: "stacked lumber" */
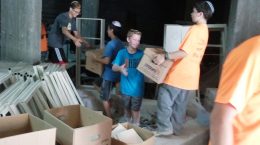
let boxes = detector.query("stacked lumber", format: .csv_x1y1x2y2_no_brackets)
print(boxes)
0,62,84,118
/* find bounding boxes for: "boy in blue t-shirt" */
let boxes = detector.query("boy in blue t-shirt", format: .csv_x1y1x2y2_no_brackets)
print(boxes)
112,29,144,125
92,21,124,117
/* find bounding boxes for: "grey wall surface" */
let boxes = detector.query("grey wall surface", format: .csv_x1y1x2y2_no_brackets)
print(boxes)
81,0,100,40
0,0,1,59
227,0,260,53
1,0,41,64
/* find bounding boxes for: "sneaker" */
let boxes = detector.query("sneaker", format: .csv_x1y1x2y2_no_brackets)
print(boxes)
154,130,174,137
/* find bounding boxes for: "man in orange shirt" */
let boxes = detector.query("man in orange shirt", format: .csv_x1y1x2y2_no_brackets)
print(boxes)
210,35,260,145
153,1,214,136
41,23,48,62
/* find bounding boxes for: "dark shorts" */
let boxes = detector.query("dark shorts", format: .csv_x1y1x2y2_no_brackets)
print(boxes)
100,80,115,101
122,95,143,111
48,46,68,63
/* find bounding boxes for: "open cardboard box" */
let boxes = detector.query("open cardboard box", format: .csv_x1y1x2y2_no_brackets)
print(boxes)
137,48,173,84
111,123,155,145
44,105,112,145
0,114,56,145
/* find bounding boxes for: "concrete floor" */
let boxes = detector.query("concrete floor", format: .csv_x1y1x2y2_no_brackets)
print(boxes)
155,119,209,145
141,99,209,145
78,87,209,145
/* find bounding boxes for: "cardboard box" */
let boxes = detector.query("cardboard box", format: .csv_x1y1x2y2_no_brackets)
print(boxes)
163,24,190,52
137,48,173,84
111,123,155,145
0,114,56,145
44,105,112,145
85,48,104,76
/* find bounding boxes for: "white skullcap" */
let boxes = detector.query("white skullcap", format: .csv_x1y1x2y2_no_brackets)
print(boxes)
112,21,122,27
205,1,214,13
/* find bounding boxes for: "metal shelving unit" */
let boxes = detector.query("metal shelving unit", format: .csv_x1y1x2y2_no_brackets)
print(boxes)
207,24,227,64
75,18,105,88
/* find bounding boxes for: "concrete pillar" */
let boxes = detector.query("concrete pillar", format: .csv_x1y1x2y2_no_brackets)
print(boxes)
0,0,41,64
226,0,260,53
0,0,1,59
81,0,100,40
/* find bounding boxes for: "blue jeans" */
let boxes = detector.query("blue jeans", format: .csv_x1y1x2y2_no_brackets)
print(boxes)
156,84,193,135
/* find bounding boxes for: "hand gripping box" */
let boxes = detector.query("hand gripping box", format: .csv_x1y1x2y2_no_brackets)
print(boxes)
44,105,112,145
0,114,56,145
85,48,104,76
137,48,173,84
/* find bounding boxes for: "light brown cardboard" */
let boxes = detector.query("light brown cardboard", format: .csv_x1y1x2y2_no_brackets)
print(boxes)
137,48,173,84
85,48,104,76
44,105,112,145
0,114,56,145
111,123,155,145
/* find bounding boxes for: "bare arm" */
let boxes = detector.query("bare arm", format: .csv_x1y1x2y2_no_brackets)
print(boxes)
94,56,110,65
62,27,78,41
73,30,91,48
73,31,80,38
210,103,237,145
62,27,82,47
112,64,128,76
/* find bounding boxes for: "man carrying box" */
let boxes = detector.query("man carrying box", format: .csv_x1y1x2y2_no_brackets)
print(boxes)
152,1,214,136
92,21,124,117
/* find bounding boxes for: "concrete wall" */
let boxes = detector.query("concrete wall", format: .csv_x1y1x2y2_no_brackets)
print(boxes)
226,0,260,53
0,0,1,59
80,0,100,42
1,0,41,64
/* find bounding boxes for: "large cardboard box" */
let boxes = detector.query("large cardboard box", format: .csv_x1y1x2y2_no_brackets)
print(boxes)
137,48,173,84
111,123,155,145
85,48,104,76
44,105,112,145
0,114,56,145
163,24,190,52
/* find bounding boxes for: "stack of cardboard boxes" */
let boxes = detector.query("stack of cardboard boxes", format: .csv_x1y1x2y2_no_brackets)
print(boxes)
0,105,155,145
0,114,56,145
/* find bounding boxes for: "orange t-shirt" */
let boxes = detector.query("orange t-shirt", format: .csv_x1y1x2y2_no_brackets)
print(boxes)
41,23,48,52
164,24,209,90
215,35,260,145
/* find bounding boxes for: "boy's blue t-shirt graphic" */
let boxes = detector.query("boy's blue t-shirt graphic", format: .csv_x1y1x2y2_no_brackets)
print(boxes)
112,48,144,97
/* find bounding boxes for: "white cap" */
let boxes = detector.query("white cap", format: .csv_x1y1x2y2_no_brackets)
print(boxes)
205,1,214,13
112,21,122,27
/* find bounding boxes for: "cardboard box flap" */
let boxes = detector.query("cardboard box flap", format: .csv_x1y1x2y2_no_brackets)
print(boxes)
112,124,127,139
137,48,173,84
44,109,74,145
80,105,111,126
30,114,56,131
44,105,112,145
116,128,143,144
143,48,164,57
127,124,154,141
47,105,81,128
85,49,104,76
0,114,56,145
111,123,155,145
0,114,31,138
73,119,111,145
